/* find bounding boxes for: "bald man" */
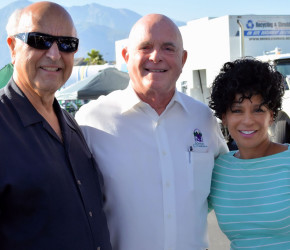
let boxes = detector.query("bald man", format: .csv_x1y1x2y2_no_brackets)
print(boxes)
76,14,228,250
0,2,111,249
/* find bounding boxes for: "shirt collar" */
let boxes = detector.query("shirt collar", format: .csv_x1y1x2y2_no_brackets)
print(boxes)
5,79,44,127
120,81,144,114
172,89,190,114
5,79,72,129
120,80,190,115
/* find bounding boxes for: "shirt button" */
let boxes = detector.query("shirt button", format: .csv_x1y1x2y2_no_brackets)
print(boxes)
77,180,82,185
167,214,171,219
162,151,167,156
166,181,170,187
89,211,93,217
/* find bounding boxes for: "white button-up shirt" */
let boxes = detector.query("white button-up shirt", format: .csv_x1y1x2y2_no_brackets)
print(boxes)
76,83,228,250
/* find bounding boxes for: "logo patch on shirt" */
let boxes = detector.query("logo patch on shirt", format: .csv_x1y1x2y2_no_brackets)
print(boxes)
194,129,203,142
192,129,208,152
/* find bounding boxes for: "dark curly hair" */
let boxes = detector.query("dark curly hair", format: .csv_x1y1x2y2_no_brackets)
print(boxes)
209,58,285,120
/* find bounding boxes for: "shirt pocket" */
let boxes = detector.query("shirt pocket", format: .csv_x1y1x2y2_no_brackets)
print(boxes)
186,151,214,195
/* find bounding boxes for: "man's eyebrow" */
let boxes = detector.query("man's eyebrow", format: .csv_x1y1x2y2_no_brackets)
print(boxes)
138,41,151,47
163,42,176,47
137,41,177,47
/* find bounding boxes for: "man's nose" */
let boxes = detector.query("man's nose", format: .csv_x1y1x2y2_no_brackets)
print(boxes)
45,42,61,60
149,49,162,63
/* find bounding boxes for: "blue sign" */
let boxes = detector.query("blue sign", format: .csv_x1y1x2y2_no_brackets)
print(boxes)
244,30,290,36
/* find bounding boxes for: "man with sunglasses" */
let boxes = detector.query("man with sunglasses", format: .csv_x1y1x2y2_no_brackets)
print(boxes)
0,2,111,250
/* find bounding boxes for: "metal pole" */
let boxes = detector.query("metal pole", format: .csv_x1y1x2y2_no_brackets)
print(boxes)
237,20,245,58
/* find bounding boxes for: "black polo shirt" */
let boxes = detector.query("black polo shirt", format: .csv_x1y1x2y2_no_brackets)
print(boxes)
0,80,111,250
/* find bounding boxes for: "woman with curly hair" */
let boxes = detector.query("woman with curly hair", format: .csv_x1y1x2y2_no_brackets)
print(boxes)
208,58,290,249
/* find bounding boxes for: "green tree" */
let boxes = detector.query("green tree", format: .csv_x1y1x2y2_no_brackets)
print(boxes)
84,49,106,65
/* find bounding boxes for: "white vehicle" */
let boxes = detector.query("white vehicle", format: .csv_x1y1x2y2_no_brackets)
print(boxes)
256,49,290,142
256,48,290,115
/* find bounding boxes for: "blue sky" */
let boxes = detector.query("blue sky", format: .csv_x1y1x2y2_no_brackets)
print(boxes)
1,0,290,22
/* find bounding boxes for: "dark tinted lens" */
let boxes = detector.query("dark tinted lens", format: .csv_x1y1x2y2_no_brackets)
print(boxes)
27,33,53,50
27,33,78,52
57,37,78,52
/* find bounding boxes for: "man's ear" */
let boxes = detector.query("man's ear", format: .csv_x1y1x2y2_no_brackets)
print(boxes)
7,37,16,64
122,47,129,63
182,50,187,67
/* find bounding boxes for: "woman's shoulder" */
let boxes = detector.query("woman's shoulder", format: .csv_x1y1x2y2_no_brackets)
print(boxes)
216,151,236,161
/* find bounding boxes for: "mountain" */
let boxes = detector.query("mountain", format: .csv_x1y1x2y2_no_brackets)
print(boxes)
0,0,185,68
0,1,30,68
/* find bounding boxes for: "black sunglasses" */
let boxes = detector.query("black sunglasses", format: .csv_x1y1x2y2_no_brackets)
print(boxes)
14,32,79,53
